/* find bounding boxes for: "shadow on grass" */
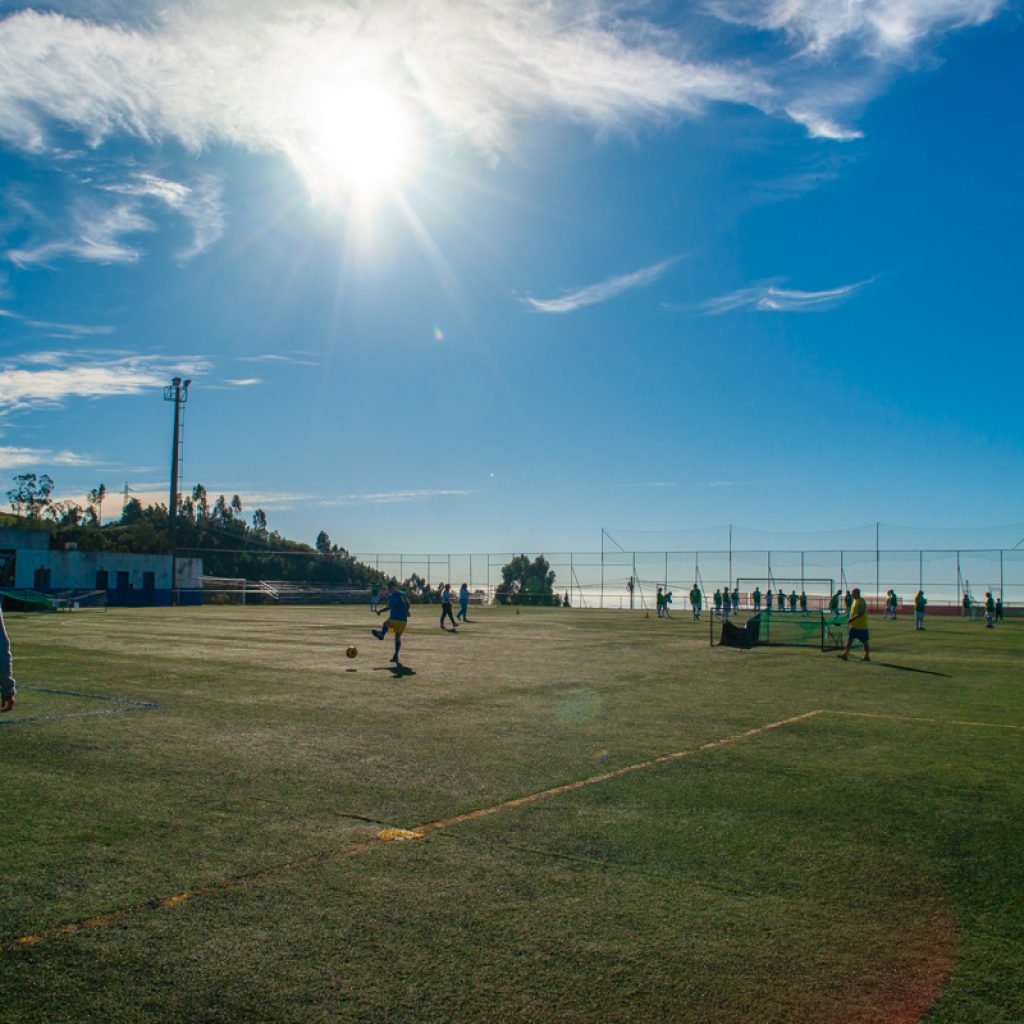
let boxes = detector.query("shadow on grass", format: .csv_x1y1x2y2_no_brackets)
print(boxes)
873,662,952,678
373,665,417,678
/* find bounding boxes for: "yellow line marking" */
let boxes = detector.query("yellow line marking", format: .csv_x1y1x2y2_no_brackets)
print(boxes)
829,711,1024,730
412,710,824,837
33,705,1006,949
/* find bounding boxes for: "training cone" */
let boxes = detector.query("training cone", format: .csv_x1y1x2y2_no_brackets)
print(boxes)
645,611,650,619
516,608,520,615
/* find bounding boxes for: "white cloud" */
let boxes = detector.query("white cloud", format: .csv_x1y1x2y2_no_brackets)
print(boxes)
0,350,210,412
0,0,1009,210
0,307,116,337
0,3,773,198
320,489,473,506
0,444,98,469
4,170,223,266
524,258,679,314
784,107,864,142
239,353,322,367
709,0,1006,57
697,278,874,315
7,200,155,266
224,378,262,387
100,171,225,261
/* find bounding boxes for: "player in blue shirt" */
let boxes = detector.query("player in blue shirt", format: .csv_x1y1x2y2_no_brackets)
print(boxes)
373,582,411,664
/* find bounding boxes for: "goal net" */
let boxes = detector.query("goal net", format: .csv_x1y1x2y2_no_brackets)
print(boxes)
710,608,846,650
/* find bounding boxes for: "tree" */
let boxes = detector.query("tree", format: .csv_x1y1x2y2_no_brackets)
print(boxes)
7,473,55,519
86,483,107,526
315,530,332,554
46,500,84,527
230,495,243,519
192,483,209,520
251,509,268,535
495,554,557,606
121,497,145,525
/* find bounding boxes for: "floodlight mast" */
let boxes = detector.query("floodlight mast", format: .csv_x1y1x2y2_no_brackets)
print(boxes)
163,377,191,600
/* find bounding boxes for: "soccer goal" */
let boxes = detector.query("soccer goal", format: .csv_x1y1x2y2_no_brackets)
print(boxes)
710,608,846,650
736,578,836,612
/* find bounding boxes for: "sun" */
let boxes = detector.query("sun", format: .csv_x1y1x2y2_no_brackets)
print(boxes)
294,82,419,209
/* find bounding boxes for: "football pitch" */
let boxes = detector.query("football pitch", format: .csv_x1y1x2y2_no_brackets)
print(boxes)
2,605,1022,1023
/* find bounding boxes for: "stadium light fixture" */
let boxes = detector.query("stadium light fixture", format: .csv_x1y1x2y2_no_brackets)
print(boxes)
163,377,192,600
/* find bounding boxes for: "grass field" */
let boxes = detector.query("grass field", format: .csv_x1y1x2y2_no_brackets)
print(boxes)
1,604,1023,1023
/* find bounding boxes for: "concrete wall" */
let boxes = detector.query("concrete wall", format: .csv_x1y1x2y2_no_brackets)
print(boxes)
14,551,202,592
0,527,49,551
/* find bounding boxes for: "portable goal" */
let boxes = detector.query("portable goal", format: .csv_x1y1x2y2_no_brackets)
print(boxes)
710,608,846,650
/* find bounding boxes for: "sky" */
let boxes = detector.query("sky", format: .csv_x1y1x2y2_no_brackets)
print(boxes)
0,0,1022,557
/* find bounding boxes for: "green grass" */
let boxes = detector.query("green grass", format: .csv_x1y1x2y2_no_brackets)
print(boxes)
2,605,1023,1022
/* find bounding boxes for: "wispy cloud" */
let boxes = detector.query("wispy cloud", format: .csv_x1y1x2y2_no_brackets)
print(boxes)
0,350,209,412
101,172,225,262
5,170,223,267
696,278,874,316
239,353,322,367
0,307,115,338
0,0,1009,222
222,487,472,511
320,489,473,506
524,258,679,314
0,4,772,197
224,378,262,387
710,0,1005,57
784,107,864,142
709,0,1008,137
7,201,155,266
0,444,99,470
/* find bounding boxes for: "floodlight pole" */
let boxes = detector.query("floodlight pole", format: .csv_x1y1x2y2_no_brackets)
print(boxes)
163,377,191,599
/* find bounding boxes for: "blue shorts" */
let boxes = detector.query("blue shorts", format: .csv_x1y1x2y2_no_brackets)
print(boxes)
848,628,870,643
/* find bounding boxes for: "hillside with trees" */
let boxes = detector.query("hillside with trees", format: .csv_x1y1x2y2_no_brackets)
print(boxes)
3,473,388,591
4,474,558,603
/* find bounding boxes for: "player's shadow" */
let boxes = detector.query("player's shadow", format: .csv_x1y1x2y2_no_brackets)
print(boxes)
874,662,951,678
374,665,417,678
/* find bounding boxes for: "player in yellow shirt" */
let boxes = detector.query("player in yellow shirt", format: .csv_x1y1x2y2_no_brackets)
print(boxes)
838,587,870,661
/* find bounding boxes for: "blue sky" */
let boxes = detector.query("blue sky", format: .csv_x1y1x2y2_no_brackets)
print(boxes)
1,0,1022,555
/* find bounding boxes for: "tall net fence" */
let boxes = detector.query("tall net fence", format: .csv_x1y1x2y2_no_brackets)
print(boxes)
343,545,1024,611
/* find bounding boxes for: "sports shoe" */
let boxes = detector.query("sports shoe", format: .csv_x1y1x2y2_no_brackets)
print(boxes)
372,629,383,640
838,653,848,660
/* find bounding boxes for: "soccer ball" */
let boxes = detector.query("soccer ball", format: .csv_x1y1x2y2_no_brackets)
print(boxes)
345,646,358,659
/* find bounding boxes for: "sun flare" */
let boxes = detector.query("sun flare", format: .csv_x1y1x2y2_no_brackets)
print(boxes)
295,83,418,208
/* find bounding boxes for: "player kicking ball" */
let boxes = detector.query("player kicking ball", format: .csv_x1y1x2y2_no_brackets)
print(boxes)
372,581,411,665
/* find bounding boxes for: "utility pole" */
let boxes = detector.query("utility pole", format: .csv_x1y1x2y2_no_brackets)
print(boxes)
163,377,192,599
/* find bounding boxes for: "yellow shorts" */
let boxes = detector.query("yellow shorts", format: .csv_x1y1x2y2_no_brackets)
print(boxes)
385,620,407,636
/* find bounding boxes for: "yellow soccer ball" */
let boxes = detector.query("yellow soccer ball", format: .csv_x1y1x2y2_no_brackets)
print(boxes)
345,646,358,659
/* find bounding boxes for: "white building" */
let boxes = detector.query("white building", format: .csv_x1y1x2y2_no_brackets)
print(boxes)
0,528,202,606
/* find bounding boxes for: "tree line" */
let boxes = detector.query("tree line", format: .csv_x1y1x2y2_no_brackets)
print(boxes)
3,473,560,603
